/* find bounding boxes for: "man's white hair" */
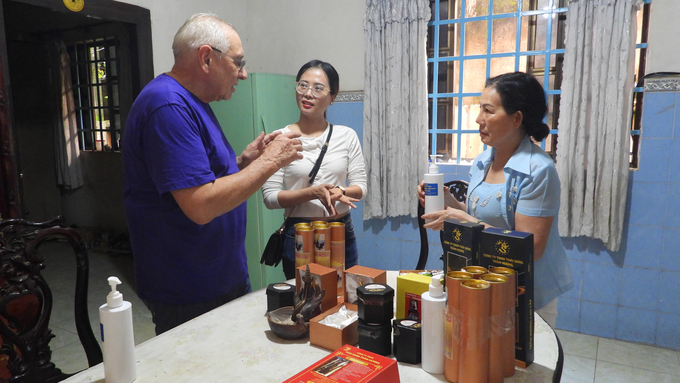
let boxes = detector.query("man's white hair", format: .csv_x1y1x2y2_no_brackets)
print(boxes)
172,13,233,60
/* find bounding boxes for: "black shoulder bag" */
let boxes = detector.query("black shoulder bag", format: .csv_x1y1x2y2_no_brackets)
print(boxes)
260,124,334,266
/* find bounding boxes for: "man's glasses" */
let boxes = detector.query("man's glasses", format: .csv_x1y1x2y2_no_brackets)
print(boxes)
208,46,246,72
295,81,331,98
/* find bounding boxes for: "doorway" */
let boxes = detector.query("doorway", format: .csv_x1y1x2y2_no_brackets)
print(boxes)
0,0,152,234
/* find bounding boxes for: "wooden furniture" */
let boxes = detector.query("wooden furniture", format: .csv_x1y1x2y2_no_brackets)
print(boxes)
0,217,102,383
62,271,561,383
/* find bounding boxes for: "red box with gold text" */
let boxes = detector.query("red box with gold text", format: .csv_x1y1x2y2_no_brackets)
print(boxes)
283,345,400,383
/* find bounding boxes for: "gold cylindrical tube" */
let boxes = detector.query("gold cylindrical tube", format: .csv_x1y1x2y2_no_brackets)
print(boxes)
461,266,488,279
329,222,346,297
310,220,327,227
481,273,509,383
459,279,491,383
489,266,516,377
313,224,331,267
294,222,311,229
294,227,313,268
444,271,473,383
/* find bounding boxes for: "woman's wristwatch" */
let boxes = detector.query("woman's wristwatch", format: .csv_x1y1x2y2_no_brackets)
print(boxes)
335,185,346,195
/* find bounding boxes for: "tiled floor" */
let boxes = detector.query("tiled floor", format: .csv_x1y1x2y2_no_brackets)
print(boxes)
40,241,680,381
556,329,680,383
40,240,155,375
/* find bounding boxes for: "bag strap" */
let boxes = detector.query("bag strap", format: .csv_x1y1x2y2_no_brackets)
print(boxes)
280,123,334,229
307,123,333,185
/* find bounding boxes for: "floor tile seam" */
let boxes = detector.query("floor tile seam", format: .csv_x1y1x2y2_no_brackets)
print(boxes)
597,337,680,356
563,351,597,360
594,358,680,377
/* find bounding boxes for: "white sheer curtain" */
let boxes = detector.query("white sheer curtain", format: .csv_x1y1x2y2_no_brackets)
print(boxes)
55,40,84,190
363,0,430,219
556,0,641,251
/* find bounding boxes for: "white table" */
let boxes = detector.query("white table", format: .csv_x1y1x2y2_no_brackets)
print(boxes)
63,272,561,383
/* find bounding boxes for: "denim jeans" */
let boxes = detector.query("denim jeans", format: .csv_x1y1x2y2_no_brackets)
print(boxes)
281,214,358,280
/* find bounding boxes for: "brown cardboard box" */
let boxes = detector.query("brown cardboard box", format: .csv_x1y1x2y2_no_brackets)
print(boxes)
310,303,359,351
283,345,400,383
296,263,338,313
343,266,387,304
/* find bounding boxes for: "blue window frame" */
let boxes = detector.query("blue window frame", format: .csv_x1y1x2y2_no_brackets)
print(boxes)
427,0,651,168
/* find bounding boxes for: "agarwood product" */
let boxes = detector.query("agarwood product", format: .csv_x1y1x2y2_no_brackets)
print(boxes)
313,224,331,267
329,222,346,297
480,228,534,368
461,265,488,279
458,279,490,383
444,271,473,383
295,226,314,268
489,266,517,377
481,273,509,383
442,219,484,271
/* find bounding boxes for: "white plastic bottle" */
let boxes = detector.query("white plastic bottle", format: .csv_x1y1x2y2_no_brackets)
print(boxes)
424,154,444,223
421,274,447,374
99,276,137,383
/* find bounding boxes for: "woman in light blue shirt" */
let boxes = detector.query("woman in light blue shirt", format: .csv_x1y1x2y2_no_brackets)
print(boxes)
420,72,573,326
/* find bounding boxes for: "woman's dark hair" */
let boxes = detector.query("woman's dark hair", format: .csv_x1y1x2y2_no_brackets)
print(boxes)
295,60,340,96
485,72,549,142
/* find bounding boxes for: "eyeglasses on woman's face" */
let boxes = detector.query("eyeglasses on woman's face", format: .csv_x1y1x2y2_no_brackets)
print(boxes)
295,81,331,98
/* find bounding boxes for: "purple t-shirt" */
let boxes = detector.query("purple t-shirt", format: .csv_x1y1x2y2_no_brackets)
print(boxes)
123,74,248,305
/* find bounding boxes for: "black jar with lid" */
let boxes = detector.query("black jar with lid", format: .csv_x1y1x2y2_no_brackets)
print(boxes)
357,283,394,324
392,319,422,364
266,282,295,312
358,319,392,356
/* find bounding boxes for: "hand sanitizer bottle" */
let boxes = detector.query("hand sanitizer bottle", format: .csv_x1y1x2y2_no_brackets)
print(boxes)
99,276,136,383
421,274,447,374
424,154,444,223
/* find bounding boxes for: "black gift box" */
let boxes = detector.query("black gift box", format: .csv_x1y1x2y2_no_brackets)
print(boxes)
479,227,534,368
442,219,484,272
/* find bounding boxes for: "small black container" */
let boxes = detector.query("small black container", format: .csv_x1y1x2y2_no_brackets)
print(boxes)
266,283,295,312
358,319,392,356
357,283,394,324
392,319,422,364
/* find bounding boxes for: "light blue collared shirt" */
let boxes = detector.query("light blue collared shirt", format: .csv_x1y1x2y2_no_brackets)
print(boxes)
467,135,573,309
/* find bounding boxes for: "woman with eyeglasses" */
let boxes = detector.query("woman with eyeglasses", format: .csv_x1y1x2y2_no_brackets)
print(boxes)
262,60,367,280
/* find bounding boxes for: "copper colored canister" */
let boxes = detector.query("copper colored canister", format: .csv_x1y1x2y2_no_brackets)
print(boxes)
489,266,517,377
481,273,509,383
329,222,346,297
459,279,491,383
461,266,488,279
444,271,473,383
313,224,331,267
294,226,313,268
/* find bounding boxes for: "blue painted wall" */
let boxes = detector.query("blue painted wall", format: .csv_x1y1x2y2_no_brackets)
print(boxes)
328,93,680,351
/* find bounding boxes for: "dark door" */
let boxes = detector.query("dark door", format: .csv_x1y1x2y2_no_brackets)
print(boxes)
0,0,153,220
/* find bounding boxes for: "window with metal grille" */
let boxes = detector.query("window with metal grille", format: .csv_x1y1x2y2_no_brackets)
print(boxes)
67,37,121,152
427,0,651,168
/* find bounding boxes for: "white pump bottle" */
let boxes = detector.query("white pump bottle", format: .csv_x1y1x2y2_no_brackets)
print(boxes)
99,276,137,383
424,154,444,223
421,274,447,374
